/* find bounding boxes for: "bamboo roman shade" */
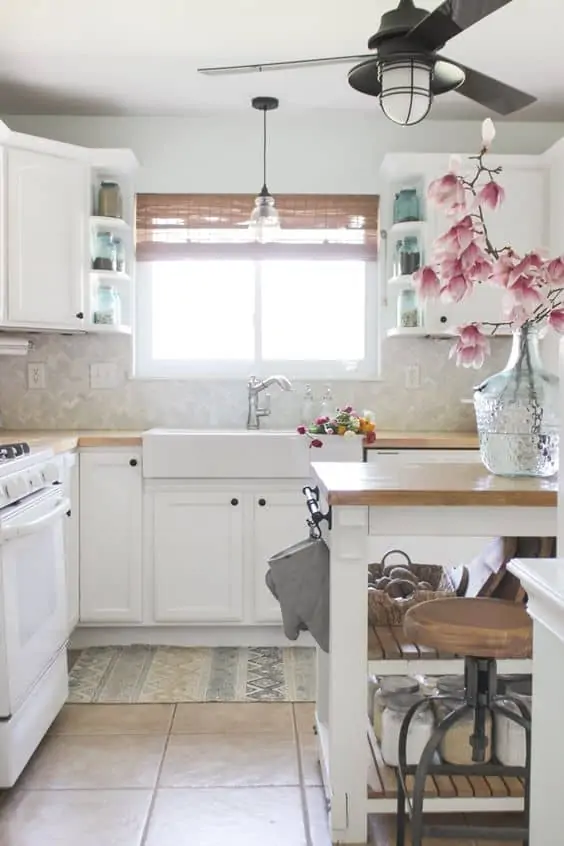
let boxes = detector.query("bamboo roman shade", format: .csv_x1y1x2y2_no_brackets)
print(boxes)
136,193,379,260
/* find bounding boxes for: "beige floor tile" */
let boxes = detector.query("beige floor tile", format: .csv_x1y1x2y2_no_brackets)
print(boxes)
145,787,308,846
172,702,294,736
50,703,174,735
306,788,332,846
159,732,300,788
368,812,481,846
19,734,167,790
294,702,316,736
0,788,152,846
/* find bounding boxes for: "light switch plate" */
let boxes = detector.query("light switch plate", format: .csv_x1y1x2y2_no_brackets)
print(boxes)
90,362,119,389
404,364,421,390
27,363,46,390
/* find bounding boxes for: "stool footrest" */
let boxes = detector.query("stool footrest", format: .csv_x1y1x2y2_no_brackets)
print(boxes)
423,823,526,841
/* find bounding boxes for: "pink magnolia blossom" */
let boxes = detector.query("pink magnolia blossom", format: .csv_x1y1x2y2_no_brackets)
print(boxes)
413,266,441,300
477,180,505,211
508,252,543,285
506,274,542,309
490,254,517,287
481,118,496,151
548,308,564,333
436,216,475,255
505,304,530,326
449,324,490,369
427,172,465,213
545,256,564,284
441,273,474,303
459,241,487,271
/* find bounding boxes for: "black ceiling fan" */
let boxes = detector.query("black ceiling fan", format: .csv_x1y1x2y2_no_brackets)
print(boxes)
197,0,536,125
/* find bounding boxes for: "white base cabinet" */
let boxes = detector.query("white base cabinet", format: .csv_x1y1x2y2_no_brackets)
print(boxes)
79,450,143,624
152,490,244,623
62,452,79,635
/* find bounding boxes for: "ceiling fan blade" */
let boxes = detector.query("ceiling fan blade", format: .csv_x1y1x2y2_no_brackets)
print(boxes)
451,62,536,115
407,0,513,52
197,55,373,75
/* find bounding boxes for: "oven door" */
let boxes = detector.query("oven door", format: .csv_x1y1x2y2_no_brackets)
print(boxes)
0,487,70,717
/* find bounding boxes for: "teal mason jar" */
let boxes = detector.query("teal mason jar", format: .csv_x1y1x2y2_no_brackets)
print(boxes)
93,285,122,326
393,188,421,223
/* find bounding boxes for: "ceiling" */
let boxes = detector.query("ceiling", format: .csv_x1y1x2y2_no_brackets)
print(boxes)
0,0,561,120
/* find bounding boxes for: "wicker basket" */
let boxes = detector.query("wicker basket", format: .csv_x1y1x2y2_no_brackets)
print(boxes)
367,549,455,627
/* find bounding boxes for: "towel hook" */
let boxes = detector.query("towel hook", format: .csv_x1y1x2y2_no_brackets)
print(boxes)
303,485,331,539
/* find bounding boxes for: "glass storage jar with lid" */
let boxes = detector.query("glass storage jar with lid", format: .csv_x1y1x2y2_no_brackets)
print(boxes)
381,692,433,767
93,284,122,326
114,237,126,273
397,287,421,329
92,232,117,271
392,235,422,277
494,677,532,767
434,699,492,765
98,181,123,219
393,188,421,223
373,676,419,740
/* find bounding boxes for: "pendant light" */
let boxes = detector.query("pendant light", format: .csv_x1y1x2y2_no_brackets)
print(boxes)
248,96,280,243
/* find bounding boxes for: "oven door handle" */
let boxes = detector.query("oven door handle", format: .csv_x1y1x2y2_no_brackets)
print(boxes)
1,497,71,541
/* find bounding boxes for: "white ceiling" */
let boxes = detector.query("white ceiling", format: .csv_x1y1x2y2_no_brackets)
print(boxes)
0,0,561,120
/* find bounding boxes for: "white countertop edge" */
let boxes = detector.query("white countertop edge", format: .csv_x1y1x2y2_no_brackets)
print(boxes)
508,558,564,644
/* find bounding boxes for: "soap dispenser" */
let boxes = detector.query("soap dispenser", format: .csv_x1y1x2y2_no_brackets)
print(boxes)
301,384,315,425
319,385,334,419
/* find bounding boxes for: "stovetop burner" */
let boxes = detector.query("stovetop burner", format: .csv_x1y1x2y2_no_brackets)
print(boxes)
0,443,31,461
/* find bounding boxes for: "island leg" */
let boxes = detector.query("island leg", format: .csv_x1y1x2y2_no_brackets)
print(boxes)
324,505,369,844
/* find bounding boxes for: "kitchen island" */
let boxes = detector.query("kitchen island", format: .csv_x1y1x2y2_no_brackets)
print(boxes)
310,460,557,844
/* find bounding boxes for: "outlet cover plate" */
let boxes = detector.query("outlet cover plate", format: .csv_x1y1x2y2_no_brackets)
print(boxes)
27,363,46,390
90,362,119,389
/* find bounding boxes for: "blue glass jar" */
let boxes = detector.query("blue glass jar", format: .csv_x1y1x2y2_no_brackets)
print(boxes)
393,235,421,277
92,232,117,271
393,188,421,223
93,285,122,325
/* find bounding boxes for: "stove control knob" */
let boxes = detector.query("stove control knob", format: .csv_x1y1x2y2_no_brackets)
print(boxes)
43,462,61,485
6,475,29,501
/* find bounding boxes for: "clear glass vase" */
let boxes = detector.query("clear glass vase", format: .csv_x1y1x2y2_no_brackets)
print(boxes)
473,326,559,477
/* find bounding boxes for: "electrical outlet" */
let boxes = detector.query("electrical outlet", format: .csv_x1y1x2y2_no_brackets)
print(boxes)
27,363,46,390
90,362,118,389
405,364,421,390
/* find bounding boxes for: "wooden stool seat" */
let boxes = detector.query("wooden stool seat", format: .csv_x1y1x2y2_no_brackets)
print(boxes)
404,597,532,659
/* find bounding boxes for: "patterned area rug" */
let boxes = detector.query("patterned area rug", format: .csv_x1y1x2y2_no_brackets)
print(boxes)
68,646,316,704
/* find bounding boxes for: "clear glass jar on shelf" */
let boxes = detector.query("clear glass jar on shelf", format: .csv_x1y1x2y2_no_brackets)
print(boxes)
392,236,422,277
393,188,421,223
93,284,122,326
433,697,492,765
98,181,123,219
381,693,433,767
397,287,421,329
494,678,532,767
114,237,126,273
373,676,420,741
92,232,117,271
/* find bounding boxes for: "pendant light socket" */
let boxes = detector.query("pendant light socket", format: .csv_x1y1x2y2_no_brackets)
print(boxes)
249,95,281,242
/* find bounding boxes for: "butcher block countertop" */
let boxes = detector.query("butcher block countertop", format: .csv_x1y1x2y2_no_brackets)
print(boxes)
0,430,143,454
312,460,557,508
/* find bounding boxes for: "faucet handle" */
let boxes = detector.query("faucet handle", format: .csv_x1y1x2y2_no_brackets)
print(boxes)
258,392,271,417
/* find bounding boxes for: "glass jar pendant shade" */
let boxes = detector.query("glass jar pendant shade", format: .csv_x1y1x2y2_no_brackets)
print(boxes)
248,96,280,243
379,58,433,126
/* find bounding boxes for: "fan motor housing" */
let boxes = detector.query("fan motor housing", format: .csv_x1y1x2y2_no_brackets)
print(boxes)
367,0,429,50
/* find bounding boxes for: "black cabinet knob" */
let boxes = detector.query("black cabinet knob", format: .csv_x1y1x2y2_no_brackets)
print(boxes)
258,498,266,506
76,311,84,320
440,315,447,324
129,458,138,467
231,498,239,506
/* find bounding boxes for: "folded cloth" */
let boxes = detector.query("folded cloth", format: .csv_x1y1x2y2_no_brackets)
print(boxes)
266,536,330,653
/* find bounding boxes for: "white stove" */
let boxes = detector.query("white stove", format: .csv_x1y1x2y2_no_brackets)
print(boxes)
0,445,61,510
0,441,69,786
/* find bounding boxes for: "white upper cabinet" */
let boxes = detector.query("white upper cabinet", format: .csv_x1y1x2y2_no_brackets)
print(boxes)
6,148,88,329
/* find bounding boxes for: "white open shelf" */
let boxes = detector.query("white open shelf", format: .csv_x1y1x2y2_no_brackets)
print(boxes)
90,269,131,284
87,323,132,335
389,219,426,237
90,215,131,233
387,326,428,337
387,274,415,289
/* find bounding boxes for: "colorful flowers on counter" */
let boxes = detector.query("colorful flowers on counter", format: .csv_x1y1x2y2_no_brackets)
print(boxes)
297,406,376,447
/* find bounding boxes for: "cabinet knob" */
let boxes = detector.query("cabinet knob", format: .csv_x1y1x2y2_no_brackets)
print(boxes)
231,498,239,506
129,458,138,467
75,311,84,320
440,315,447,324
258,498,266,507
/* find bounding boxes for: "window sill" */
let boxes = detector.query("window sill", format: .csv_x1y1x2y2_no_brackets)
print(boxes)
129,370,384,383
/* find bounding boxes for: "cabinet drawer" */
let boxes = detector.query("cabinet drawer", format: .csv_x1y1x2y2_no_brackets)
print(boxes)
366,448,479,464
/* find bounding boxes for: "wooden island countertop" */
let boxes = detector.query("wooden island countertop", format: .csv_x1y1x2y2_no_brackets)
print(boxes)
311,460,557,508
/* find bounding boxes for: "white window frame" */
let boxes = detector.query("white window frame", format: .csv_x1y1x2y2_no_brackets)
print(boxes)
134,258,380,381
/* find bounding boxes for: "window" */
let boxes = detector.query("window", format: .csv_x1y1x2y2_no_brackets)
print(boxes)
135,193,379,379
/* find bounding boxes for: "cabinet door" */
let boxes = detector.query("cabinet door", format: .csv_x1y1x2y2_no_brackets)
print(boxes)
7,148,87,328
63,453,79,635
152,491,244,623
252,491,307,624
79,451,142,623
425,165,546,334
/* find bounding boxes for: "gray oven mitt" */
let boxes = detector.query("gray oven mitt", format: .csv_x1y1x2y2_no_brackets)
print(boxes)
266,537,330,653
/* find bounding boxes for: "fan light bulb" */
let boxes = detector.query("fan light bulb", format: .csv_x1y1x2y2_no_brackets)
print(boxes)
379,58,433,126
248,193,281,244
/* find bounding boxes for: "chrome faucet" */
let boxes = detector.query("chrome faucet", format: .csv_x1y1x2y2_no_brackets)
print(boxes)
247,374,293,429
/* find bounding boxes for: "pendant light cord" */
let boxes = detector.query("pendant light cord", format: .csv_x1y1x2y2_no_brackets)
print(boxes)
262,108,268,193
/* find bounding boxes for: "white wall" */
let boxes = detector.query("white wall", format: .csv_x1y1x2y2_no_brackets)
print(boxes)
0,112,561,431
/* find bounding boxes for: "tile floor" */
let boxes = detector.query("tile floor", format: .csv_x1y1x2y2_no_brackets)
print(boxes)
0,701,524,845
